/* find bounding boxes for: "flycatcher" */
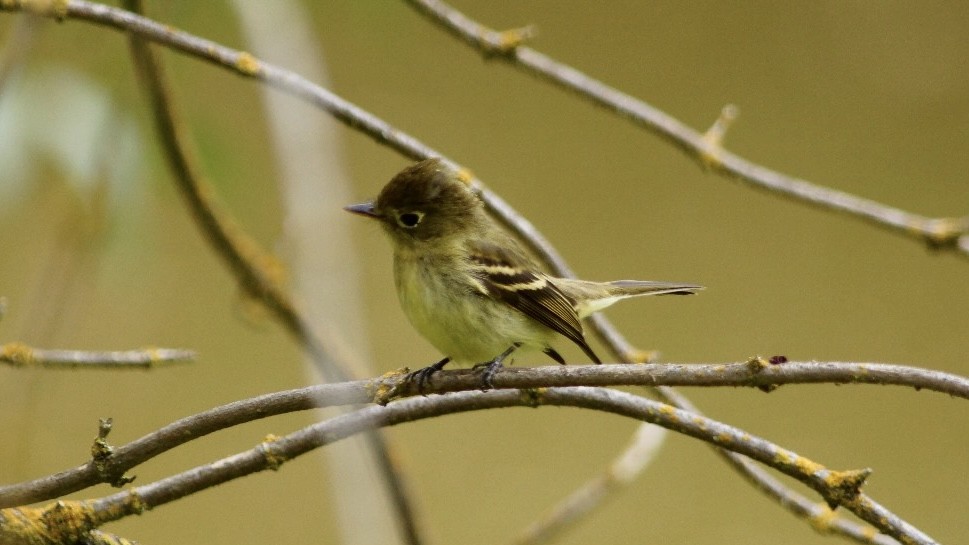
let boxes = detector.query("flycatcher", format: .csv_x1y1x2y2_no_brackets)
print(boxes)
345,158,701,389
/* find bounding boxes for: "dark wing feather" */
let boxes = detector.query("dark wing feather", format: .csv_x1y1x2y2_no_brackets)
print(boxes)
468,239,601,364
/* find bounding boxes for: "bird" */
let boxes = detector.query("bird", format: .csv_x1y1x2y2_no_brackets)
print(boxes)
345,158,702,389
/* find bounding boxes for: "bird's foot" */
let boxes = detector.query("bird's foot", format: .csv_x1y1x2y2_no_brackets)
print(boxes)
400,357,450,395
471,359,504,390
471,343,520,390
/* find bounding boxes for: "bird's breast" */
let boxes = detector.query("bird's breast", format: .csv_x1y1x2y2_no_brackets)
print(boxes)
392,252,549,363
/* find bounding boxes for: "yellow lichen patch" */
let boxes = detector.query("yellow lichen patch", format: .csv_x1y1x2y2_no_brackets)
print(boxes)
624,348,659,363
90,493,145,522
235,52,260,76
143,346,163,365
383,367,410,380
796,457,825,476
920,216,968,248
371,381,397,405
807,504,837,534
372,367,412,404
519,387,545,407
493,25,535,52
825,468,871,493
657,404,679,424
713,432,732,445
0,342,34,366
44,501,98,542
125,491,149,516
699,104,738,169
0,505,48,544
260,434,286,471
861,525,879,541
455,167,474,186
0,500,116,544
775,450,824,476
745,356,769,373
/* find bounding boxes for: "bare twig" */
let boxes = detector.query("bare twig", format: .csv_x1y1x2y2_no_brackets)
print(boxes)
16,387,935,545
654,386,899,545
381,360,969,403
514,424,667,545
402,0,969,259
121,2,423,543
122,0,346,383
3,360,965,511
0,342,194,368
0,382,365,508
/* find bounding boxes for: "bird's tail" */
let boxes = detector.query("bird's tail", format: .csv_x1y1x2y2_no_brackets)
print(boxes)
607,280,703,297
554,278,703,318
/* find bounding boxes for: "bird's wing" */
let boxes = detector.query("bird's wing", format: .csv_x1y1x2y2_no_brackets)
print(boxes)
467,238,601,363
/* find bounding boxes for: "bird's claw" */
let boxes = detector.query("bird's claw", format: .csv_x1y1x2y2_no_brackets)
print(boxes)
399,357,450,395
472,359,504,390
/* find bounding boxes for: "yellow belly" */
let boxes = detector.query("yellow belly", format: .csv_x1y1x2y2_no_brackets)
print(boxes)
394,253,552,364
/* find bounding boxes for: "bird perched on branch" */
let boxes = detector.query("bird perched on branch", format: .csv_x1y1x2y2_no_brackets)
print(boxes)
345,158,701,389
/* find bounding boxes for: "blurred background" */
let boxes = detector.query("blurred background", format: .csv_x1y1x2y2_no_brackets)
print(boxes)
1,1,967,544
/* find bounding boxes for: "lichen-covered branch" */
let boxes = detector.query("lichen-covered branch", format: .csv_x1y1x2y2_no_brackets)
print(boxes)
9,387,937,545
2,360,964,510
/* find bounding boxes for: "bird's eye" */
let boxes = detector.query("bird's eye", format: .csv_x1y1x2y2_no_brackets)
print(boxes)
397,211,424,228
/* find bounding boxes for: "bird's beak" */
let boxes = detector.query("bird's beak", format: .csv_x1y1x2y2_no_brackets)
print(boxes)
343,201,380,219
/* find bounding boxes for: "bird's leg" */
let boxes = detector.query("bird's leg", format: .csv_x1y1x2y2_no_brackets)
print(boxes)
543,347,566,365
472,343,520,390
404,356,451,394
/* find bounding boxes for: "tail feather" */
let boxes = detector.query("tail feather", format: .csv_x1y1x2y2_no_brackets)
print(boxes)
608,280,703,296
552,278,703,318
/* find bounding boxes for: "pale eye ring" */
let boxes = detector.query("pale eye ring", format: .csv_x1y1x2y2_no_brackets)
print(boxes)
397,211,424,228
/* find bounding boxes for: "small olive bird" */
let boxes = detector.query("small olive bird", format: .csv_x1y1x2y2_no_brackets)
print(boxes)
345,158,701,388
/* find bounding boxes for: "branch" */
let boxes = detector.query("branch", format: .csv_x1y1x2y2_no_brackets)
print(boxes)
121,1,423,543
3,360,965,510
8,387,936,545
383,360,969,403
0,382,367,508
514,423,667,545
403,0,969,259
654,385,899,545
0,342,195,369
122,0,349,383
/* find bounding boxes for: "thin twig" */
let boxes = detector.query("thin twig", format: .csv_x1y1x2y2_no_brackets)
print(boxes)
121,2,423,543
403,0,969,259
0,382,367,508
31,387,934,545
122,0,346,383
655,386,899,545
0,342,195,368
514,424,667,545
